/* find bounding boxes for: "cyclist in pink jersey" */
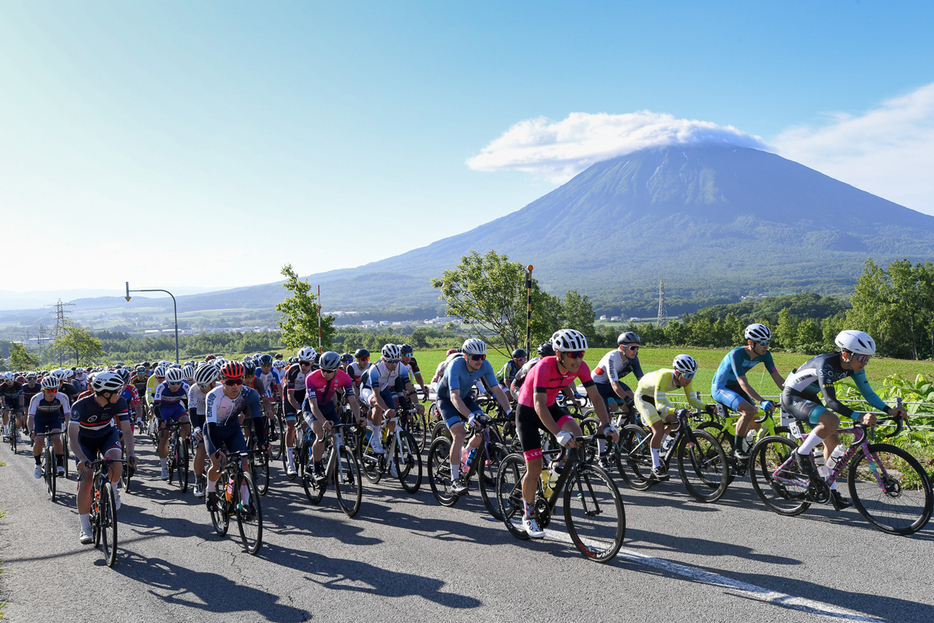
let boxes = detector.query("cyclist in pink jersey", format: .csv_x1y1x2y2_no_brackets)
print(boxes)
514,329,618,538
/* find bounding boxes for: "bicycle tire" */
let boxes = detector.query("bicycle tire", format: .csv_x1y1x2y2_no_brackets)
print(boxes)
176,439,190,493
411,408,429,452
235,471,263,555
210,481,231,536
395,430,422,494
301,452,326,505
427,437,457,506
564,464,625,562
334,445,362,518
677,428,730,502
45,444,56,501
848,442,934,535
478,442,510,519
357,429,383,484
120,444,132,493
252,451,269,496
100,480,118,567
62,432,70,478
495,453,531,541
748,435,810,516
269,414,284,461
618,425,652,490
9,422,16,453
283,424,298,481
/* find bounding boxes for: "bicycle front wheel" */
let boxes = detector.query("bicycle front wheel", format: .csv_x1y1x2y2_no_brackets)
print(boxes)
357,429,383,484
677,429,729,502
478,442,510,519
618,425,652,490
395,430,422,494
236,472,263,555
210,483,231,536
252,451,269,496
427,436,457,506
495,453,530,541
564,464,625,562
749,435,810,516
45,445,56,501
334,445,362,518
848,443,934,535
100,480,118,567
176,439,189,492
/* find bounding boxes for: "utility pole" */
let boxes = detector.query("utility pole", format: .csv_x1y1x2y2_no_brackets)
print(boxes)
657,279,669,328
46,299,75,366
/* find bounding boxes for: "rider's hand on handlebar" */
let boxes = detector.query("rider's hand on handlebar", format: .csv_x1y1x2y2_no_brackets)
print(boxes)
556,430,576,448
859,412,879,427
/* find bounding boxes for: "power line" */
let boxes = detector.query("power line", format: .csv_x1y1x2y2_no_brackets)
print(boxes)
657,279,668,328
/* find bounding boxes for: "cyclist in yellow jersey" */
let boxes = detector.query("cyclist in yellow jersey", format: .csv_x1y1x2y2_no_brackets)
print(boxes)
633,354,707,481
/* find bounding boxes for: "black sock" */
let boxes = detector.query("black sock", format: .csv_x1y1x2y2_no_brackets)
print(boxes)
56,454,64,468
34,454,42,466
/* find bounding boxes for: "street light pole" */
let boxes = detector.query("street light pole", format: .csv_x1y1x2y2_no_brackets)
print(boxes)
125,281,180,363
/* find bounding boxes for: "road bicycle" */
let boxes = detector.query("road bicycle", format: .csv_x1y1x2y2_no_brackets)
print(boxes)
357,416,422,493
301,423,362,517
209,449,263,555
696,400,789,482
749,414,933,535
426,414,510,518
245,421,271,496
618,408,730,503
8,418,18,453
267,399,284,461
165,422,190,493
88,457,125,567
494,435,625,562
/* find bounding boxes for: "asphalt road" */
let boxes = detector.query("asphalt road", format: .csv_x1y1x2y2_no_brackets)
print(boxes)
2,435,934,623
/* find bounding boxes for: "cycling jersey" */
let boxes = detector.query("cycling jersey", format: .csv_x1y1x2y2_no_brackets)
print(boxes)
347,361,370,386
517,356,593,409
120,385,141,417
285,365,308,402
592,350,643,386
70,395,128,438
634,369,705,420
436,356,498,401
364,361,400,393
511,357,541,395
21,382,42,406
0,382,23,409
253,368,281,398
205,385,263,427
153,381,189,421
497,360,522,386
28,392,71,418
712,347,777,388
187,383,214,428
782,352,887,421
305,369,355,407
146,375,159,401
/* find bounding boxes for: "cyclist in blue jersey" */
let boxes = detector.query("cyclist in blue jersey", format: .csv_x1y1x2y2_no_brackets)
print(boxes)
154,367,190,480
711,323,786,458
436,339,513,495
783,330,906,510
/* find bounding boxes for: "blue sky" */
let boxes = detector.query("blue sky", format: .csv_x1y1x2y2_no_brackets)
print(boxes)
2,2,933,295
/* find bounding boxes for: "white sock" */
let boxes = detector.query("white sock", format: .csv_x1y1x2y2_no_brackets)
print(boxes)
650,448,661,469
207,477,217,492
450,461,459,481
240,484,249,506
286,447,294,463
80,514,91,532
160,457,167,469
797,431,823,456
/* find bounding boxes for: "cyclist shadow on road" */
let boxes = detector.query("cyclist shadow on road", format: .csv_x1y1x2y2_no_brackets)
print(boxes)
115,552,310,623
623,527,801,566
259,540,482,609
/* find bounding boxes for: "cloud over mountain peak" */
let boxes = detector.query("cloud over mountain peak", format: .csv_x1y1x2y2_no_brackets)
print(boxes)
466,111,769,183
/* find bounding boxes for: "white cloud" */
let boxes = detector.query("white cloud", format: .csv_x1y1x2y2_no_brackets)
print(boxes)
466,111,768,183
772,83,934,215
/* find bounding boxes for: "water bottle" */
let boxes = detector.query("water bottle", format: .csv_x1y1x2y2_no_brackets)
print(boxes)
815,455,829,479
826,445,846,471
225,477,234,502
661,434,676,452
541,468,553,497
465,448,477,470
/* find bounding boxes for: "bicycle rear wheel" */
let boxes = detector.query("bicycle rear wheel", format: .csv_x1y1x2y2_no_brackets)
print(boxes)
120,444,132,492
495,453,531,541
176,439,189,493
618,425,652,490
395,430,422,494
427,437,456,505
268,414,283,461
677,429,729,502
62,432,70,478
210,482,231,536
478,442,510,519
410,408,429,452
749,435,810,516
564,464,625,562
357,429,383,484
9,421,16,453
45,445,56,501
252,451,269,496
100,480,118,567
848,443,934,535
236,472,263,555
334,445,362,518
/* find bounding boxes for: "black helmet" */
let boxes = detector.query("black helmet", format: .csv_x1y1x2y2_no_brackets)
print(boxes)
399,344,413,355
617,332,641,345
354,348,370,359
537,342,555,357
511,348,527,359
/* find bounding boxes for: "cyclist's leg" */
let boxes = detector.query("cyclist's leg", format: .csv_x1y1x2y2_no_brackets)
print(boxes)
515,404,544,519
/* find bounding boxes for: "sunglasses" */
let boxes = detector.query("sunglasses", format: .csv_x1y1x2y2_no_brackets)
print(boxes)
563,351,585,359
197,383,213,389
627,345,640,351
322,369,336,375
756,340,771,347
43,388,57,393
680,372,695,380
299,361,312,366
515,357,527,362
852,354,871,364
168,382,183,387
386,359,401,364
224,378,244,386
469,354,486,362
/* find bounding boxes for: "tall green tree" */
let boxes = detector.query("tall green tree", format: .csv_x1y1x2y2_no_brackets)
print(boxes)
8,343,39,369
558,290,596,344
54,325,104,365
276,264,336,350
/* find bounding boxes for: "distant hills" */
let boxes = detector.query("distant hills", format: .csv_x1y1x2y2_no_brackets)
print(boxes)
6,144,934,324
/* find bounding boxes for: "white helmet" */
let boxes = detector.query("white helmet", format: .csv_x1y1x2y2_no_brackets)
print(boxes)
744,323,772,342
673,354,698,376
381,344,402,360
53,368,68,381
461,338,487,356
194,363,218,385
153,366,167,378
91,371,125,394
297,346,317,362
165,368,186,384
182,364,196,381
835,330,876,356
41,375,59,390
551,329,588,352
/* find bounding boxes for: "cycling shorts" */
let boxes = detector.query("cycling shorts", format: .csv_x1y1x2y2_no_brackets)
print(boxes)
595,381,629,413
781,388,828,426
206,421,248,456
76,428,121,464
33,414,64,435
437,394,482,430
361,387,394,411
515,403,573,455
2,396,23,413
283,394,303,421
711,383,752,412
159,412,190,430
635,394,666,426
304,400,340,426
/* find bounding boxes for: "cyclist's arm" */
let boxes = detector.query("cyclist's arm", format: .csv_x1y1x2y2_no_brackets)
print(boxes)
449,388,475,418
736,375,767,405
852,370,892,414
583,382,610,426
533,389,561,437
489,384,512,415
818,373,857,420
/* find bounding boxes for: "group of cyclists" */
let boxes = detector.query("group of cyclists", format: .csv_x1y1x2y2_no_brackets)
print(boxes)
0,320,913,553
